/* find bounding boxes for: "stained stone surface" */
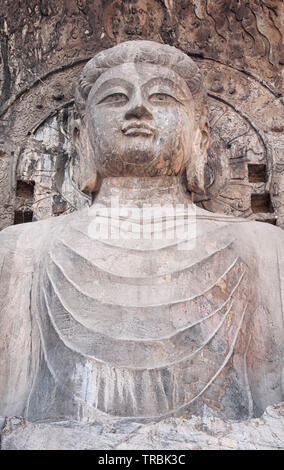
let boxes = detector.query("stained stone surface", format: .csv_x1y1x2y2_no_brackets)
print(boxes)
1,403,283,450
1,1,284,230
0,3,283,455
0,41,283,427
0,38,283,452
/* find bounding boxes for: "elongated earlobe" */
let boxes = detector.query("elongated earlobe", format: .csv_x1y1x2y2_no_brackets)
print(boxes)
72,119,99,195
81,173,100,194
186,119,210,194
186,162,205,193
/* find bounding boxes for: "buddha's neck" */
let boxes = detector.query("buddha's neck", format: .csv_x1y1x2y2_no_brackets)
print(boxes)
93,177,193,207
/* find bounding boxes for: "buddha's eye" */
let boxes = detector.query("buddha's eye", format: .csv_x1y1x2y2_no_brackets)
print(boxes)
98,93,128,105
149,93,177,104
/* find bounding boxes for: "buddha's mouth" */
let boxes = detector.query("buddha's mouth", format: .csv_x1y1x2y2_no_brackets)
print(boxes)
122,122,156,137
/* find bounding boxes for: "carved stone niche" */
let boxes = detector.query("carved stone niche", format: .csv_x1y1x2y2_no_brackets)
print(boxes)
11,67,284,229
0,1,283,230
0,41,283,431
0,1,283,450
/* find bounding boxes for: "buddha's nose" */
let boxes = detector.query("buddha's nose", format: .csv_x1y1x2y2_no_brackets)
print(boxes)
124,90,153,120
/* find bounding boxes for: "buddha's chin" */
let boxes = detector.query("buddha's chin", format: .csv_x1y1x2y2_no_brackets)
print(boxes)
98,158,183,178
120,150,157,166
94,141,185,177
95,149,158,176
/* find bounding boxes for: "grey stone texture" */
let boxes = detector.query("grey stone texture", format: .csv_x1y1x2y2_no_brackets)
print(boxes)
0,40,283,449
1,403,283,450
1,1,284,230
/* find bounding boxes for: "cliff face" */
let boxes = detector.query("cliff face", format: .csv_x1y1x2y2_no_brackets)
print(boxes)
0,0,283,229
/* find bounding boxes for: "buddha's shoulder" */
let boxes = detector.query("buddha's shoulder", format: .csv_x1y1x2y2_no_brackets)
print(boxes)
0,209,85,257
195,205,284,253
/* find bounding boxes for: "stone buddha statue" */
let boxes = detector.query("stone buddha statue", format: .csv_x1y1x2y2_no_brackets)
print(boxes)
0,41,283,424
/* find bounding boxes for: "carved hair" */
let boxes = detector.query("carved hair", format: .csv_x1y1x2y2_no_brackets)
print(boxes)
74,40,208,124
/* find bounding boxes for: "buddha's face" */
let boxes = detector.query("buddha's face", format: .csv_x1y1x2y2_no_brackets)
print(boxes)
84,62,196,177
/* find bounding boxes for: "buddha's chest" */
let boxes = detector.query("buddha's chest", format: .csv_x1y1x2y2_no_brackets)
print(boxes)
35,224,254,419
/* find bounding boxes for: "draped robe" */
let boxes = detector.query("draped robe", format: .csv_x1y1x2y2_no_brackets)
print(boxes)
0,205,283,422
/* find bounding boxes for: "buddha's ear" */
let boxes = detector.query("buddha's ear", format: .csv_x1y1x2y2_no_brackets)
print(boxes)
186,116,210,194
72,118,99,195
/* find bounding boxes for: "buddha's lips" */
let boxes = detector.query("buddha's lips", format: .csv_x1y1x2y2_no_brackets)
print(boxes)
122,122,156,136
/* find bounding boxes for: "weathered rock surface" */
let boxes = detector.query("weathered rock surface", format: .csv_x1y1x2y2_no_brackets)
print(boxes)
1,403,283,450
0,8,283,450
1,40,283,430
1,1,284,230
